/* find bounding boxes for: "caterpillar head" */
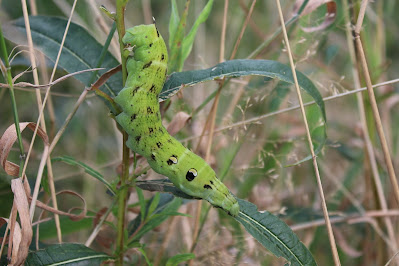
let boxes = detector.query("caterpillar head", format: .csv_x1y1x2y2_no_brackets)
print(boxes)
122,24,159,47
176,154,239,217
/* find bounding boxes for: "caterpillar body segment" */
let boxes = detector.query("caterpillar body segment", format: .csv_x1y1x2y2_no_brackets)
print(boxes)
114,24,239,217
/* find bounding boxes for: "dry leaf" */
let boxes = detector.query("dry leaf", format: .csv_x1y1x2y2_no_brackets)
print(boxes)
8,178,33,265
166,111,192,136
293,0,337,32
0,122,48,177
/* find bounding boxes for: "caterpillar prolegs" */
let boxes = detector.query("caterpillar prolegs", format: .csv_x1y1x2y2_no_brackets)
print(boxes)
115,23,239,217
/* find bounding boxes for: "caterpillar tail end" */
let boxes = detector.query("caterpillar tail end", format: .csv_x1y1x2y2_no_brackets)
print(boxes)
226,200,240,217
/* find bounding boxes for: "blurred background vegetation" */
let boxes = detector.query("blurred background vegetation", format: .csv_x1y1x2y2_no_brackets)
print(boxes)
1,0,399,265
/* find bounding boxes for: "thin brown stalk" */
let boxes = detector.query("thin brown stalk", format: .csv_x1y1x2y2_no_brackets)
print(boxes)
354,0,399,205
85,200,115,247
25,0,78,236
190,0,252,254
291,209,393,230
219,0,229,62
229,0,256,60
342,0,398,254
48,88,90,154
21,0,62,242
153,216,178,266
275,0,340,265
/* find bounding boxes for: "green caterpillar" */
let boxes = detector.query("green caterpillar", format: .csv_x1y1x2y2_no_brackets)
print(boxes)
114,23,239,217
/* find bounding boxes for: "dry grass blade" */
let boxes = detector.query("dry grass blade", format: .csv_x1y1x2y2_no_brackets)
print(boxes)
354,0,399,206
341,0,398,256
275,0,340,264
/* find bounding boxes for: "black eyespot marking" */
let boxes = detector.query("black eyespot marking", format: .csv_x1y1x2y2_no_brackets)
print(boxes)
167,155,178,165
132,86,140,95
149,128,154,133
186,168,197,181
156,142,162,148
131,114,137,121
149,43,153,47
161,54,165,61
157,30,160,37
204,184,212,189
135,136,141,142
138,75,141,79
143,61,152,69
145,35,148,38
147,107,153,114
151,154,156,160
210,181,214,185
150,84,156,93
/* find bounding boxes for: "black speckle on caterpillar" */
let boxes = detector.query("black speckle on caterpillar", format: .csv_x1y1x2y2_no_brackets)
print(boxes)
114,23,239,217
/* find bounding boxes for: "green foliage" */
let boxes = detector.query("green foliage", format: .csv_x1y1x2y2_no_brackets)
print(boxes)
168,0,214,72
25,243,110,265
5,0,395,264
128,194,185,243
166,253,195,266
3,16,122,96
235,199,317,266
52,156,115,195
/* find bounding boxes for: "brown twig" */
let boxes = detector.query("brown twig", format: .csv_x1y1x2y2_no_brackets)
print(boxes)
275,0,341,264
353,0,399,206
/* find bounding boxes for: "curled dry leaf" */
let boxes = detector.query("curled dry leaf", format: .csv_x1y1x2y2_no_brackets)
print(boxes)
0,122,48,177
166,111,192,136
6,178,33,265
33,190,87,221
293,0,337,32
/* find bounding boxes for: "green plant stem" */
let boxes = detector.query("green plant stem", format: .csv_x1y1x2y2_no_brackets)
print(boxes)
115,1,130,264
0,23,25,171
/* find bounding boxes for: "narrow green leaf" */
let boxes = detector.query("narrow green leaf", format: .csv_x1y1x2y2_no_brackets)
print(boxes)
234,199,317,266
137,247,153,266
128,194,182,242
3,16,121,96
168,0,180,48
52,156,115,195
134,180,317,265
180,0,214,63
25,243,110,265
147,192,161,218
137,187,146,221
168,0,190,73
166,253,195,266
